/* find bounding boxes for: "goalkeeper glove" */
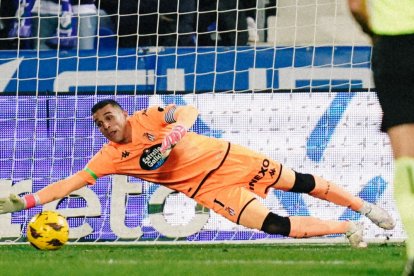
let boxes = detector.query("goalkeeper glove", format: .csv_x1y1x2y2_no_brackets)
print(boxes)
0,194,25,214
0,193,40,214
160,125,187,154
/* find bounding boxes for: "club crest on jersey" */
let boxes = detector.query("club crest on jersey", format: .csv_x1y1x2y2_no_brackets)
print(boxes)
140,143,168,170
143,132,155,142
225,206,235,216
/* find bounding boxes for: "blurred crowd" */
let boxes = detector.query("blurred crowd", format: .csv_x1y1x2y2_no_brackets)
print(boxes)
0,0,277,50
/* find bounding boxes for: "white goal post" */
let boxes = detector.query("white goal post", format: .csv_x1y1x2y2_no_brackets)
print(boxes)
0,0,404,244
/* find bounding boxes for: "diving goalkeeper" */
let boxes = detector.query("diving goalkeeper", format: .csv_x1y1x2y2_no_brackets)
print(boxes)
0,99,395,247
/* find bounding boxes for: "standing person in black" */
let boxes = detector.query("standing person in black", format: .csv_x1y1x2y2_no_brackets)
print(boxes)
197,0,248,46
98,0,195,48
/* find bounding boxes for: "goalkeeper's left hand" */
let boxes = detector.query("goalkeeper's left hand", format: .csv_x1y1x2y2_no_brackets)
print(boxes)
0,194,25,214
160,125,187,154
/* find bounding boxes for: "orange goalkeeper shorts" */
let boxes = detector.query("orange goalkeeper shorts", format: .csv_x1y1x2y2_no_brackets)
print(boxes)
193,143,283,224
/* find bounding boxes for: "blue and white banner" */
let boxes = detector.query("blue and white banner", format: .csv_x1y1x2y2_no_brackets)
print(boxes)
0,93,401,242
0,47,373,93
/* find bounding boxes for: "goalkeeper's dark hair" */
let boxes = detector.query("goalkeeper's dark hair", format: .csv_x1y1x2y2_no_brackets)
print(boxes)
91,99,124,115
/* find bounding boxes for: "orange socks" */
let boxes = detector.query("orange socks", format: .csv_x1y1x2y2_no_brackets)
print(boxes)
309,175,364,211
289,216,350,238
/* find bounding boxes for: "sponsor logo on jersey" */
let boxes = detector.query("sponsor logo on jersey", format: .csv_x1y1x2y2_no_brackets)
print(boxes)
140,143,168,170
248,159,274,191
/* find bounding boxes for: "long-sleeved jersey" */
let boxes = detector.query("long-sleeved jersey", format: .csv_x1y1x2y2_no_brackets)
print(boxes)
77,105,230,198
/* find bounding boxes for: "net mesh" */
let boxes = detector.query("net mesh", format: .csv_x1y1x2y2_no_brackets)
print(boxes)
0,0,403,243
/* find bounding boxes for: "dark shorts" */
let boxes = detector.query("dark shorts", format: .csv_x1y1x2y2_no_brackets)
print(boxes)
372,33,414,132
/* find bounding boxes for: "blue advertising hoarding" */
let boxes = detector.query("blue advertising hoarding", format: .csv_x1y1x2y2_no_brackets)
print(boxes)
0,93,399,242
0,46,372,94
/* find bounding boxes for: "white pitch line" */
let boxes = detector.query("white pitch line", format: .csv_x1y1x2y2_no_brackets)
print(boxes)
95,259,354,266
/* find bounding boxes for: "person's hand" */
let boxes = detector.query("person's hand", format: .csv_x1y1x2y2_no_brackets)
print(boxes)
160,125,187,154
0,194,25,214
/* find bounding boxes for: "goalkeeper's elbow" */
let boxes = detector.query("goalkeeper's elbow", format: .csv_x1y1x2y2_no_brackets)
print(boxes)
174,105,199,129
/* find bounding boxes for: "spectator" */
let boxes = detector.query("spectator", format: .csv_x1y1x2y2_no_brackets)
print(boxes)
197,0,248,46
242,0,259,42
7,0,35,49
157,0,196,46
97,0,153,48
0,0,19,49
31,0,98,50
98,0,195,48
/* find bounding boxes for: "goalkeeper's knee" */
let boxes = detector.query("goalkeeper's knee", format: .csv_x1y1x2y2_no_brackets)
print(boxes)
261,212,291,236
290,171,316,193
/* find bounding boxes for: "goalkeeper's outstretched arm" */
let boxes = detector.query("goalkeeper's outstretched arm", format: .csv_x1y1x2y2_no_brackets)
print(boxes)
0,174,87,214
160,105,199,154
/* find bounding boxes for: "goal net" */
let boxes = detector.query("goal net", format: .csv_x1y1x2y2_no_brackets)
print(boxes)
0,0,403,244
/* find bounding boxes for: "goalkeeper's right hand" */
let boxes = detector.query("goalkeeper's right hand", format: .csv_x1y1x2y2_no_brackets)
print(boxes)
160,125,187,154
0,194,25,214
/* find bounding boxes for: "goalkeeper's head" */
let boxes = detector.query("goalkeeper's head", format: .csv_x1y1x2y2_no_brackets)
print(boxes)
91,99,123,115
91,99,131,144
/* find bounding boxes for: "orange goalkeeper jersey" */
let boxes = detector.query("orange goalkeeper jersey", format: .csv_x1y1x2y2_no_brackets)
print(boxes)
77,105,229,198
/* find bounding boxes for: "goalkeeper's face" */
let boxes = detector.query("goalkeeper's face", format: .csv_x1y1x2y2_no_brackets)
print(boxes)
93,104,130,144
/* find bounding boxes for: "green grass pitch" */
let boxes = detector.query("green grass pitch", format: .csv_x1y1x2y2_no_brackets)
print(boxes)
0,243,406,275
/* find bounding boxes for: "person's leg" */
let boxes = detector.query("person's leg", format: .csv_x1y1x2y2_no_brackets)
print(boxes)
312,175,364,210
388,125,414,264
388,125,414,158
239,198,349,237
77,13,98,50
236,193,366,248
196,1,216,46
177,0,196,46
32,14,58,50
372,34,414,273
157,14,177,46
217,0,248,46
203,185,366,247
273,167,395,230
274,167,363,210
240,0,259,42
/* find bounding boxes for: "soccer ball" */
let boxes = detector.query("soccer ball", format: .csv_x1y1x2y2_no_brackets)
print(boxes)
27,211,69,251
